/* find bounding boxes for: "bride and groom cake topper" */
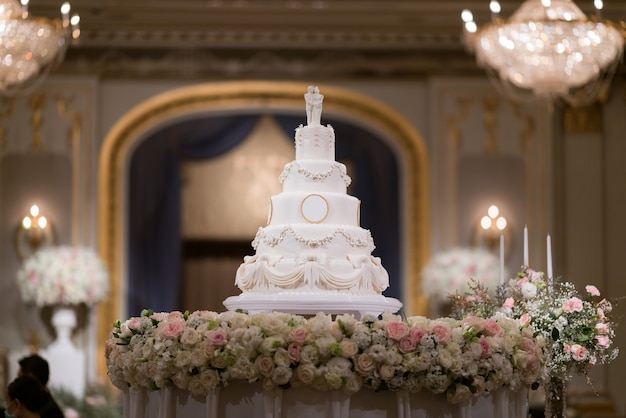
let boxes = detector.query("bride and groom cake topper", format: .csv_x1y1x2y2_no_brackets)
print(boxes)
304,85,324,126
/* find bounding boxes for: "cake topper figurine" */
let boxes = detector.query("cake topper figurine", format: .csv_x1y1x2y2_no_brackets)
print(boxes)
304,85,323,126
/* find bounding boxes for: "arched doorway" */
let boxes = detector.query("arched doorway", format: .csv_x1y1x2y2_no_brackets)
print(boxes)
97,81,429,376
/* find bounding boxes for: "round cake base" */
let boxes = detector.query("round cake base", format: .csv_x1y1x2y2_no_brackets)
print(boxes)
223,293,403,318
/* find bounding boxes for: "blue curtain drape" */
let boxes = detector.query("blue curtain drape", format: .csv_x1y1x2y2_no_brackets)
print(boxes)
128,115,259,316
128,113,401,316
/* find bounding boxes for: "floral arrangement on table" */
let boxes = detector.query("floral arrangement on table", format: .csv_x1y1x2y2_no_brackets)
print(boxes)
106,309,547,404
16,246,110,307
421,247,504,303
450,267,619,415
450,267,618,381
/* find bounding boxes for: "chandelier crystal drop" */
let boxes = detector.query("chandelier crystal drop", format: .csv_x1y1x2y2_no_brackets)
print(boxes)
462,0,624,106
0,0,79,96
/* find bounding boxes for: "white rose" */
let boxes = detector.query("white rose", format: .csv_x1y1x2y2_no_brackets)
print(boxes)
521,282,537,298
271,366,292,386
180,328,201,346
379,363,395,380
200,369,220,389
187,375,207,397
273,348,291,368
296,363,317,384
345,374,362,393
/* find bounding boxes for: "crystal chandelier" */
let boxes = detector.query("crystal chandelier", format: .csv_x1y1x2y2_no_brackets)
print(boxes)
0,0,80,96
461,0,624,106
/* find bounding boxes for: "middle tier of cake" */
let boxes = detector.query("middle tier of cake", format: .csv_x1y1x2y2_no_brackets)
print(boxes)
268,192,360,226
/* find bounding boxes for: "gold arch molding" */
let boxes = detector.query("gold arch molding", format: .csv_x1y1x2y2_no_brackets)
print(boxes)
97,80,430,376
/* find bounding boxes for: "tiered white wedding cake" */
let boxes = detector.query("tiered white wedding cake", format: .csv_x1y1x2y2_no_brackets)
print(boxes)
224,86,402,316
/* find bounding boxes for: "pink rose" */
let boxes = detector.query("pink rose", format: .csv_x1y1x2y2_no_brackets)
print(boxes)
520,337,535,352
206,328,228,346
520,314,531,325
562,297,583,313
586,285,600,296
483,319,504,337
502,297,515,309
104,340,113,358
408,326,425,343
595,323,610,335
384,321,409,341
570,344,588,361
527,269,542,282
478,338,491,357
398,336,417,353
287,343,302,362
430,323,451,343
595,335,611,349
127,317,143,330
159,320,185,339
464,315,485,333
150,312,168,322
290,326,308,344
516,277,529,288
563,343,571,353
600,299,613,313
168,311,184,319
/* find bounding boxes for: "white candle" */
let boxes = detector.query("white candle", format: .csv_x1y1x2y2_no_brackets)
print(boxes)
547,234,553,280
500,234,505,285
523,225,529,267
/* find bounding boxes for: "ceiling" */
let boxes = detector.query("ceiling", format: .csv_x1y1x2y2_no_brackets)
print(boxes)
26,0,626,80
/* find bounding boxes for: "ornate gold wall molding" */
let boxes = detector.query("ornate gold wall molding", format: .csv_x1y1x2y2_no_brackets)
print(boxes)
97,80,430,376
563,103,603,134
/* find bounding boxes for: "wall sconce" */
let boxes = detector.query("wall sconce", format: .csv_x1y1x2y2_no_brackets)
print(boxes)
473,205,510,252
14,204,56,261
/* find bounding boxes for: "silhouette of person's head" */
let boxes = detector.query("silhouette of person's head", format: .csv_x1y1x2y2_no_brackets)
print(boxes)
6,375,48,416
18,354,50,386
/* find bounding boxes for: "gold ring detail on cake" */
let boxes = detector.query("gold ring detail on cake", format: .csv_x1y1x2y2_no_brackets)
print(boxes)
300,193,330,224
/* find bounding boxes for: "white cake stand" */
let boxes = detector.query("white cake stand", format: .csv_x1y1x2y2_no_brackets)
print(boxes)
223,293,403,318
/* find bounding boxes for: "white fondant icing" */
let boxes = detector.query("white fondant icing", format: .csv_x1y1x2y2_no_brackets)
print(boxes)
279,161,351,192
270,192,360,226
253,225,375,253
295,124,335,160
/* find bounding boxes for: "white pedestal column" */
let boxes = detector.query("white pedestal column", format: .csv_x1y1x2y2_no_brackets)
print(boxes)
42,306,85,397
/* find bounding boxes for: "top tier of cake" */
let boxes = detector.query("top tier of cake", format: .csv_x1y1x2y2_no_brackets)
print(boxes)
295,124,335,161
295,86,335,161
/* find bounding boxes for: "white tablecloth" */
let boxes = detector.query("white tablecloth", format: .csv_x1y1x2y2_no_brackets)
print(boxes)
123,382,529,418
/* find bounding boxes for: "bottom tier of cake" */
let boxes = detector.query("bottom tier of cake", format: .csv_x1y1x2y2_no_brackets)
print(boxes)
223,292,403,317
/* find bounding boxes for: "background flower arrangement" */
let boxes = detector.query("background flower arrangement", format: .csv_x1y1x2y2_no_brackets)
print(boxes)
52,378,122,418
16,246,110,307
450,267,619,383
421,247,504,303
106,309,546,404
